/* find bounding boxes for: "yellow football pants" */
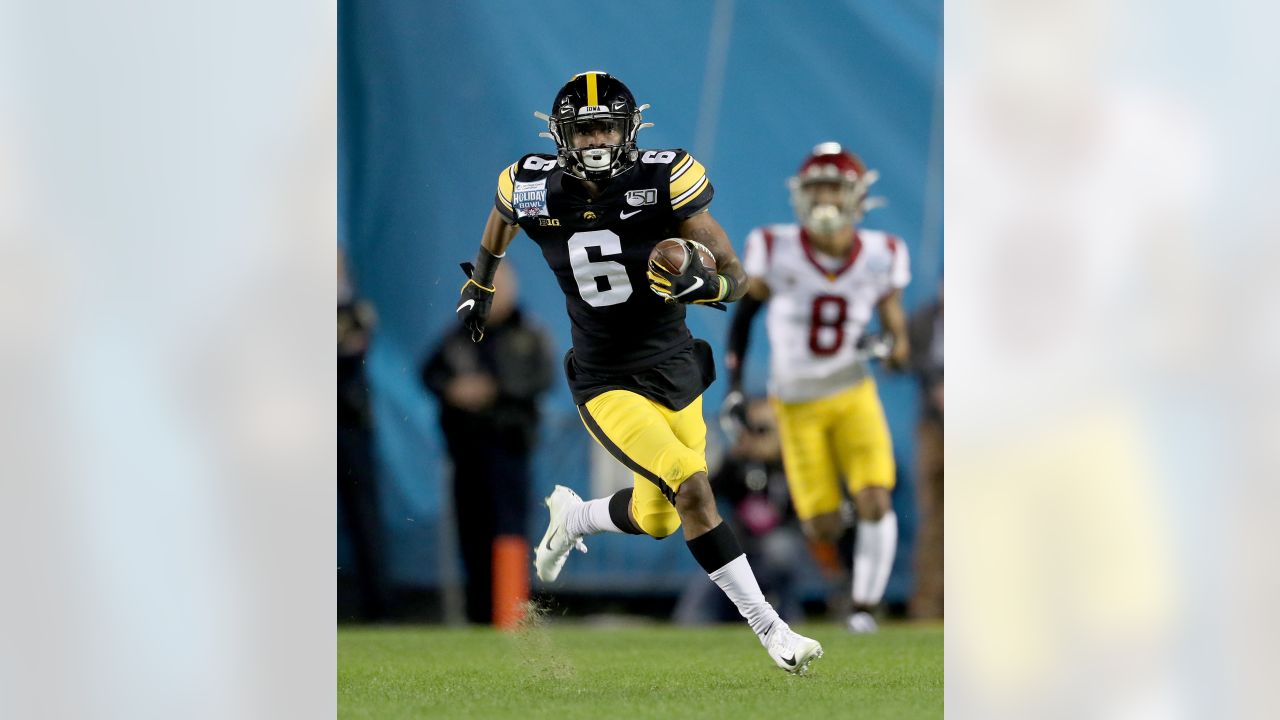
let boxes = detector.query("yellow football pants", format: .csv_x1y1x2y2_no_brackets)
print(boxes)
771,378,895,521
577,390,708,538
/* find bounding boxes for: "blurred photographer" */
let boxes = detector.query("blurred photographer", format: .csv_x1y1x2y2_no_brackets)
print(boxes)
421,265,554,625
908,284,943,619
338,253,389,621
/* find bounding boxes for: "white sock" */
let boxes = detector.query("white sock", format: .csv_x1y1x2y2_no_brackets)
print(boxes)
564,497,622,538
708,554,782,641
852,511,898,607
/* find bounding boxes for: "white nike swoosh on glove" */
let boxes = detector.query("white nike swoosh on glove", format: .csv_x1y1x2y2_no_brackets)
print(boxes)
672,276,704,298
456,299,476,313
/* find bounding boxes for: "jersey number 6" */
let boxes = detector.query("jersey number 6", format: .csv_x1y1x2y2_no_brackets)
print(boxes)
641,150,677,164
567,230,633,307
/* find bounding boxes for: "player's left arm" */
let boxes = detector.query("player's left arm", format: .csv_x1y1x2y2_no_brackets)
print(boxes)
877,289,911,371
678,210,749,303
878,234,913,369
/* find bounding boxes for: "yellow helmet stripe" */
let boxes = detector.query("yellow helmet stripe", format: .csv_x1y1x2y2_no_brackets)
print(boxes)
586,71,599,106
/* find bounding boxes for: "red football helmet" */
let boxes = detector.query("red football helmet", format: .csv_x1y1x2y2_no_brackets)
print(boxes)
789,142,881,233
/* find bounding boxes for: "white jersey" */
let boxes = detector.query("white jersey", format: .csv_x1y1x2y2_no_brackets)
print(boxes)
743,224,910,402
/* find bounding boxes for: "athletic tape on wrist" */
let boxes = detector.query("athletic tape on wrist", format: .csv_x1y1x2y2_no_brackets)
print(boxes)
473,246,503,287
717,274,738,301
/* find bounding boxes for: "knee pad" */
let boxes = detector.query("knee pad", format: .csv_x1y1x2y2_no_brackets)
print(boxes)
653,444,707,490
636,503,682,539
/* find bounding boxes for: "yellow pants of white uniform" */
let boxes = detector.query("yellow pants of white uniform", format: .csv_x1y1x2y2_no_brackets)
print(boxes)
771,378,895,521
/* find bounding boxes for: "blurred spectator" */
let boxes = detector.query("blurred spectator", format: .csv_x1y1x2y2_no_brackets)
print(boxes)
908,284,943,619
675,399,808,624
338,252,389,621
421,265,554,625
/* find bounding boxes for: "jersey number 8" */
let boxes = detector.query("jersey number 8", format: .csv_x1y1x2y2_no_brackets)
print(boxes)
809,295,847,355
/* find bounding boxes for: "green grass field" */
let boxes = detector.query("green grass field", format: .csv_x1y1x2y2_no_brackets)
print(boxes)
339,620,942,719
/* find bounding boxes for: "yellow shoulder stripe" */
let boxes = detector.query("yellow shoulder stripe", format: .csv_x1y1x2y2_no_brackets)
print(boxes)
671,176,709,210
669,157,706,198
496,162,516,209
670,153,694,180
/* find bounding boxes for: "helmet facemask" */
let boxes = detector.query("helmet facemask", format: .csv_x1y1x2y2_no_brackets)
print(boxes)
788,144,883,235
791,179,867,235
534,72,653,181
552,111,640,180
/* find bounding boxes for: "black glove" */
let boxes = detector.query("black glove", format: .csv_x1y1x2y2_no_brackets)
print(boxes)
647,240,728,310
456,262,495,342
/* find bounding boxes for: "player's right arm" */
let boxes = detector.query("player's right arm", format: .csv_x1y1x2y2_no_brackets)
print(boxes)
456,161,524,342
722,228,775,427
724,226,778,387
725,281,767,392
481,206,519,256
722,278,769,433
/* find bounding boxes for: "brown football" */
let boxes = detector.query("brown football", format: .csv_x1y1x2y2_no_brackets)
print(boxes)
649,238,717,275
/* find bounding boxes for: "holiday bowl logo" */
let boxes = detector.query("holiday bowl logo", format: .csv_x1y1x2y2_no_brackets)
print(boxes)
513,179,548,217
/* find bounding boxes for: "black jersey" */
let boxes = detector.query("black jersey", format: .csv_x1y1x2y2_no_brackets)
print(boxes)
493,149,716,410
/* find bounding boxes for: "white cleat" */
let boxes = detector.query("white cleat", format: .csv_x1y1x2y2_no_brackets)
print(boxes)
764,622,824,675
534,485,588,583
847,611,879,634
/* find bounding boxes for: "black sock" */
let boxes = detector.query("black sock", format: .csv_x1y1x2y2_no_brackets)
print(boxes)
608,488,644,535
685,522,744,574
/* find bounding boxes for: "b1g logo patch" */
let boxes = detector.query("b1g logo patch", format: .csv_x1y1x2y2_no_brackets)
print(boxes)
625,189,657,207
513,179,548,218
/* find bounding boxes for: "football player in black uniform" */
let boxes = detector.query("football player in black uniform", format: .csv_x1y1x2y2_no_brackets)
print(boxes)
455,71,821,673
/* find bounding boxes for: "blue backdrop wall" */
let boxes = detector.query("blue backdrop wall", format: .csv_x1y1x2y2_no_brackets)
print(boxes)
340,0,942,600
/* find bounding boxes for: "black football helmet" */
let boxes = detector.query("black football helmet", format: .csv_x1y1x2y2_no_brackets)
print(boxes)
536,71,652,180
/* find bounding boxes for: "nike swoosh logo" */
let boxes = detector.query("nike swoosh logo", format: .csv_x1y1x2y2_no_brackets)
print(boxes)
456,299,475,313
544,526,559,551
673,275,704,298
781,653,797,666
620,209,642,219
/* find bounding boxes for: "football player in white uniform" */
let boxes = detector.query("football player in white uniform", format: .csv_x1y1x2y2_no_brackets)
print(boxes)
724,143,910,633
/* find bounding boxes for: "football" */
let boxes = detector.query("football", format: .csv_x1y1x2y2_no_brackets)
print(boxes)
648,238,717,275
